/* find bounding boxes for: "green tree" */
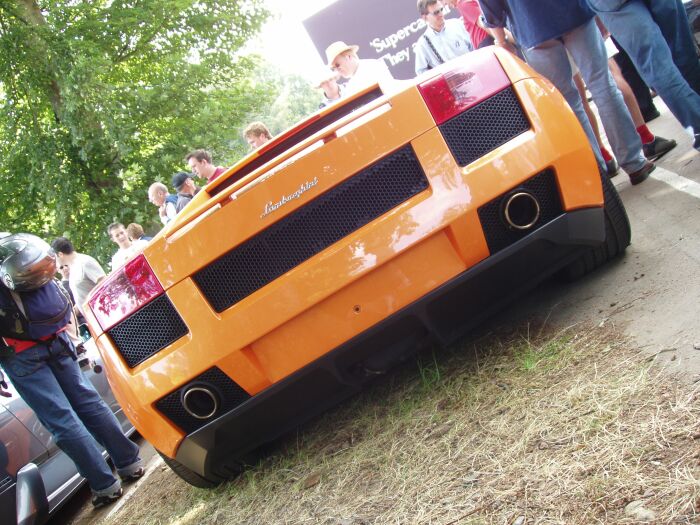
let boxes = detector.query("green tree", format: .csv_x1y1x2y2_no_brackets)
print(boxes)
0,0,271,264
256,71,323,137
229,64,324,153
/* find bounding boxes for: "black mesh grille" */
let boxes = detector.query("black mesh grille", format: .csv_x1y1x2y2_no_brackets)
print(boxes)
478,169,563,254
107,295,188,368
440,87,530,167
154,367,251,435
194,145,429,313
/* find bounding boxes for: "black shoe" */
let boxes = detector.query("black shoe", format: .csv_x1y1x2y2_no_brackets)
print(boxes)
606,158,619,178
628,161,655,186
643,136,677,161
120,466,145,483
642,107,661,122
91,487,123,508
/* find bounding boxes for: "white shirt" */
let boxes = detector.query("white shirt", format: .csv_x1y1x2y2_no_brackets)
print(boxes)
415,19,473,75
68,253,106,314
161,201,177,225
110,239,148,271
344,59,396,97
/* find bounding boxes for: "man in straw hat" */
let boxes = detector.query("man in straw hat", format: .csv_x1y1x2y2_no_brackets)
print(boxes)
323,41,394,102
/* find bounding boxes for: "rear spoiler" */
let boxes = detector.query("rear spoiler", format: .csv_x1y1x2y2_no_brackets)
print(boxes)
208,85,384,197
163,83,388,238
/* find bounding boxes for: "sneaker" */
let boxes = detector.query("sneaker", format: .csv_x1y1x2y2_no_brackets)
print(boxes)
642,136,677,161
120,466,145,483
628,161,655,186
91,487,123,508
605,158,619,178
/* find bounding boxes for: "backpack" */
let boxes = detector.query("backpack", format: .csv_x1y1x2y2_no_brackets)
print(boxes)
0,279,71,342
165,194,178,206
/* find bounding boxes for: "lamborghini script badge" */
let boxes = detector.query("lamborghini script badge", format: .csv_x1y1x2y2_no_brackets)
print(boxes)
260,177,319,219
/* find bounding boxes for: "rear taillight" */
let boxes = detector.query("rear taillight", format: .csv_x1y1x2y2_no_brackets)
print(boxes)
417,50,511,125
88,254,163,330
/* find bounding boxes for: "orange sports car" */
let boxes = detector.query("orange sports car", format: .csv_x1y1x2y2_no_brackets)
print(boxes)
83,47,629,487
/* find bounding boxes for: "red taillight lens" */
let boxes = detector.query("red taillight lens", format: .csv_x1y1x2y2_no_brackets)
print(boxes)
88,254,163,330
417,50,511,125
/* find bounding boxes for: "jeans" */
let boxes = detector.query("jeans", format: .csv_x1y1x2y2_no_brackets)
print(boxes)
591,0,700,138
648,0,700,95
0,333,141,496
612,38,658,119
524,18,646,175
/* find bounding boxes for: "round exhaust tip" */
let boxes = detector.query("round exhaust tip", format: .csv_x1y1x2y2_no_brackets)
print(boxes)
503,191,541,230
182,385,220,420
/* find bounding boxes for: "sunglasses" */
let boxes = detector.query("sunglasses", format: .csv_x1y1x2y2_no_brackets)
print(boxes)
429,6,444,16
331,56,344,71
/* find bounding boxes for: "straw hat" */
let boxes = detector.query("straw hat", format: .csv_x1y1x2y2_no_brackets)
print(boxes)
324,41,359,67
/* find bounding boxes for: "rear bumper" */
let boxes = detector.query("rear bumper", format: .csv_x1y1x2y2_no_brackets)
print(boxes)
175,206,604,480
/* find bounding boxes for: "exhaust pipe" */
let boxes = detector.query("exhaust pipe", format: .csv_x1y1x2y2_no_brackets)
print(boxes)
181,384,220,420
503,191,541,230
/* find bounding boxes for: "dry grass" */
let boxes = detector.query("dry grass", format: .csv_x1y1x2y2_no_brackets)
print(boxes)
102,324,700,525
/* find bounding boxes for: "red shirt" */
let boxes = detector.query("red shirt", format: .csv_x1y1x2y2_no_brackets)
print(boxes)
208,166,227,183
456,0,490,49
3,328,66,353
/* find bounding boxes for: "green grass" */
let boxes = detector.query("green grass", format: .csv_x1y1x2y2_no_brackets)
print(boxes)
513,332,571,372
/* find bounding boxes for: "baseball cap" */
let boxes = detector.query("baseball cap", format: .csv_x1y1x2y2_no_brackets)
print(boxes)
172,171,192,192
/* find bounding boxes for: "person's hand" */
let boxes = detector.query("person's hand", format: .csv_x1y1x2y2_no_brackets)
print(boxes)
159,204,167,218
495,38,517,55
491,27,517,56
319,77,341,101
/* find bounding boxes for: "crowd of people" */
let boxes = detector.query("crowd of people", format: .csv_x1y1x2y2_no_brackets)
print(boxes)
320,0,699,186
130,0,699,251
144,124,273,228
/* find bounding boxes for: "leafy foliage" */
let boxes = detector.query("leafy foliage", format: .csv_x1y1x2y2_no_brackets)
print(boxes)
0,0,273,264
241,65,324,140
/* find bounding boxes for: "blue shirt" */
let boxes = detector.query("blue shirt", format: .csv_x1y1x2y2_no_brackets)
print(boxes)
478,0,595,49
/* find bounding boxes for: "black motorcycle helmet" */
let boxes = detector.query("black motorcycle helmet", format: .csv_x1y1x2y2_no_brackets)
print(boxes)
0,233,57,291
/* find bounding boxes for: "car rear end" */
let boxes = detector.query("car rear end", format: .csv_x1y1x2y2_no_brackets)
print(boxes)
83,47,607,486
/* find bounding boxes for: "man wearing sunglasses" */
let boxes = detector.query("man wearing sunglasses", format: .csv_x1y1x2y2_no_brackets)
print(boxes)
415,0,473,75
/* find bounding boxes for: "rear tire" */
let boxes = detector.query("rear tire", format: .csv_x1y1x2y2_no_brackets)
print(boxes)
157,450,224,489
561,173,631,280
